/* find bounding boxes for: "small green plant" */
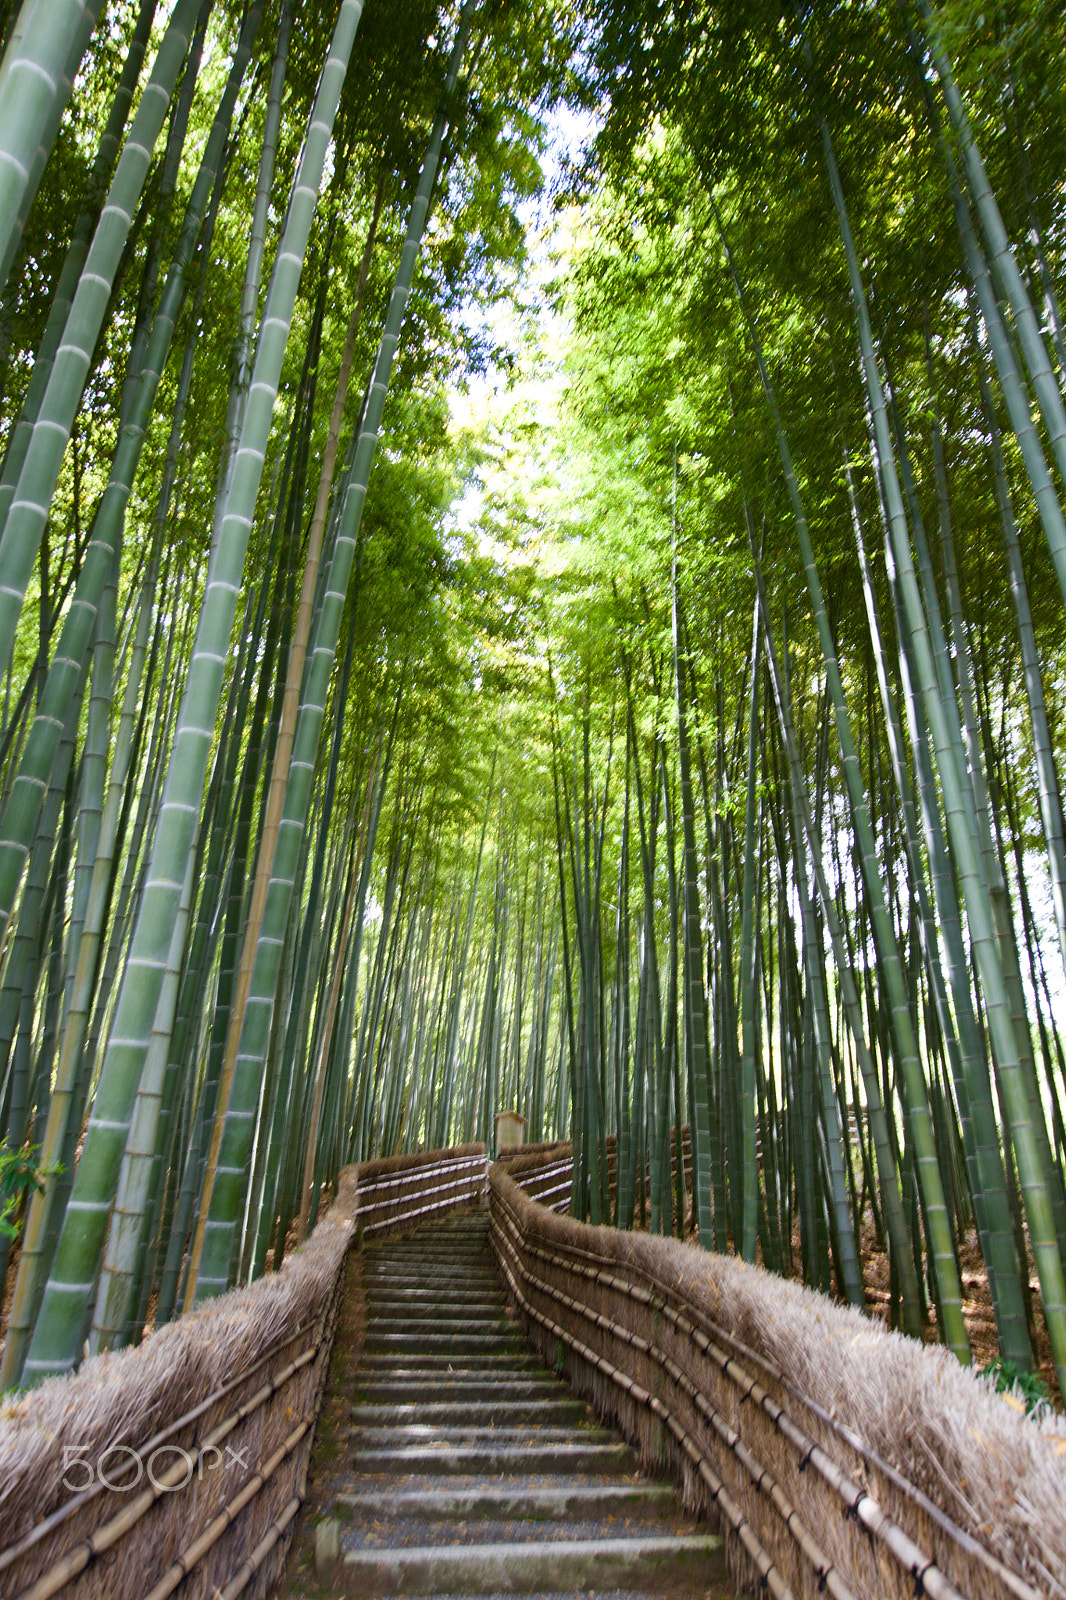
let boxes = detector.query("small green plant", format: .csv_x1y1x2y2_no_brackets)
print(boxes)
0,1144,59,1242
981,1356,1052,1418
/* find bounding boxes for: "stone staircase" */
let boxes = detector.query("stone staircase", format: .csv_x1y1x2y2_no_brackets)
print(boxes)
285,1205,732,1598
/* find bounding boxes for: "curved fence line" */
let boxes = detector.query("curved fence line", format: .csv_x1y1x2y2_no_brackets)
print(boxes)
0,1145,487,1600
496,1129,694,1216
489,1161,1066,1600
353,1143,487,1234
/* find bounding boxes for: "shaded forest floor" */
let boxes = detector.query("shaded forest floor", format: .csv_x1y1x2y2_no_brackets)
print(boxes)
861,1215,1061,1411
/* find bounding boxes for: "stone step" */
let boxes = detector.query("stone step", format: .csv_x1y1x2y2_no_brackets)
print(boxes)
387,1208,484,1218
347,1441,637,1475
367,1219,486,1236
359,1352,531,1371
366,1251,497,1267
354,1375,564,1404
367,1229,488,1239
363,1273,505,1299
364,1313,514,1335
362,1331,527,1357
364,1251,493,1266
336,1480,679,1521
377,1231,489,1241
365,1278,503,1295
338,1532,725,1595
347,1424,617,1449
291,1206,735,1600
395,1249,489,1259
365,1240,492,1255
367,1231,488,1242
350,1398,588,1426
366,1246,489,1257
363,1304,511,1321
362,1276,499,1294
342,1514,694,1546
362,1268,497,1286
364,1252,493,1265
358,1318,515,1331
361,1248,486,1260
364,1302,507,1320
357,1352,547,1373
365,1237,489,1251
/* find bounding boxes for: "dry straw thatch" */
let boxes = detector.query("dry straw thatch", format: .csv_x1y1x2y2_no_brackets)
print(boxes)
0,1147,481,1600
491,1162,1066,1600
495,1137,574,1163
0,1166,360,1600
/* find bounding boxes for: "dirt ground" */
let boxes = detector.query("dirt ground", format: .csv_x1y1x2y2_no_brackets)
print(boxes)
859,1213,1062,1409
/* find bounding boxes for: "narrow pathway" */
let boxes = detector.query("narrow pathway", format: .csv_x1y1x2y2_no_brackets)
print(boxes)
276,1205,734,1598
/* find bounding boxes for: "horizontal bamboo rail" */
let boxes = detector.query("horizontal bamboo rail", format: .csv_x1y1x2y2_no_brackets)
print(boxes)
354,1144,487,1233
0,1316,317,1581
15,1345,321,1600
489,1164,1062,1600
497,1129,694,1215
0,1145,487,1600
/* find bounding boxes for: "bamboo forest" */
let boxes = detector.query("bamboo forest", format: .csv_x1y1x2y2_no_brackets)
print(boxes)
0,0,1064,1412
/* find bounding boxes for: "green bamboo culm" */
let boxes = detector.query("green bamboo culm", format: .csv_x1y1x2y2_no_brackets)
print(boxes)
0,0,106,293
20,0,366,1385
0,5,257,953
752,563,866,1310
736,600,761,1264
0,0,204,697
708,189,929,1341
672,541,715,1249
0,0,156,560
187,0,480,1303
918,0,1066,499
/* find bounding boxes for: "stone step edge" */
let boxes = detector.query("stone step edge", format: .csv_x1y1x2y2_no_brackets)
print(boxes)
347,1443,635,1475
356,1356,546,1372
363,1304,507,1317
334,1482,680,1520
362,1275,499,1288
333,1533,726,1595
353,1369,555,1385
362,1312,513,1324
350,1401,587,1423
362,1286,500,1297
363,1252,493,1262
362,1323,515,1335
346,1426,616,1447
352,1381,564,1403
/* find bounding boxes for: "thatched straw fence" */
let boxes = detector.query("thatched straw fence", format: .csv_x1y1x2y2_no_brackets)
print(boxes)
496,1130,694,1215
352,1141,487,1235
0,1144,487,1600
497,1144,575,1210
490,1162,1066,1600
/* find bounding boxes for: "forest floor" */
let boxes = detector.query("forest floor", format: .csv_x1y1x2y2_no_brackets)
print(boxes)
859,1214,1061,1410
